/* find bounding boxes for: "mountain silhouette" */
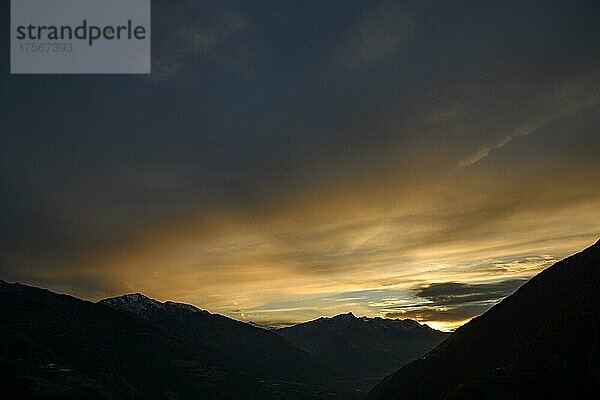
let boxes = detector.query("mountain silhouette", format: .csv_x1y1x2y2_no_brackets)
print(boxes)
5,239,595,399
368,239,600,400
279,312,448,379
99,293,336,385
0,280,258,399
0,282,364,399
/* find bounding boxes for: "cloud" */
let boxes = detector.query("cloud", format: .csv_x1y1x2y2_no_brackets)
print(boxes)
381,279,527,327
150,7,254,80
336,3,414,69
457,89,600,170
457,134,518,169
415,279,527,306
384,304,490,324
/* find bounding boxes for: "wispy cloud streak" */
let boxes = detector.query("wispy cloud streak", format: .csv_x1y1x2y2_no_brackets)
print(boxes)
457,90,600,170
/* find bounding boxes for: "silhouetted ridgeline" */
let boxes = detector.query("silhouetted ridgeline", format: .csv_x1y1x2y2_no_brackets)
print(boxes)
0,280,444,399
368,239,600,400
3,240,596,399
279,313,448,379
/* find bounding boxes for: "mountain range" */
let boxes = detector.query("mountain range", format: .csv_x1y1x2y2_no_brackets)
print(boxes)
279,313,448,379
0,280,266,399
2,239,598,399
0,281,445,399
99,293,335,386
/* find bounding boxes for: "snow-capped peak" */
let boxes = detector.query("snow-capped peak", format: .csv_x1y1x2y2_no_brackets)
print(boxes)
99,293,205,316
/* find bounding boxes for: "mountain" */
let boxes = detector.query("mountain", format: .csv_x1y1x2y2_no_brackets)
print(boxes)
0,280,257,400
99,293,336,386
0,281,366,399
278,312,449,379
368,239,600,400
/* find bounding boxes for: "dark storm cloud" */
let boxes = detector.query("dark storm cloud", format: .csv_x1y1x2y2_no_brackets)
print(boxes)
383,280,527,323
415,280,527,306
385,304,492,323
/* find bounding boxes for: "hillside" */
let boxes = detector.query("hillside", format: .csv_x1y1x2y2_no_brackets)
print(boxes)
279,313,448,379
0,280,256,399
99,293,335,385
368,240,600,400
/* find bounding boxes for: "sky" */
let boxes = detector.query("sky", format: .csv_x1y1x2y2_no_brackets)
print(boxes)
1,0,600,331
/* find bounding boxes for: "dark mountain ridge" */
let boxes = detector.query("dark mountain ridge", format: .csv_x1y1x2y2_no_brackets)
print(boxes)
10,233,593,400
0,278,449,399
0,280,257,399
99,293,336,386
368,239,600,400
1,281,368,399
279,312,449,379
